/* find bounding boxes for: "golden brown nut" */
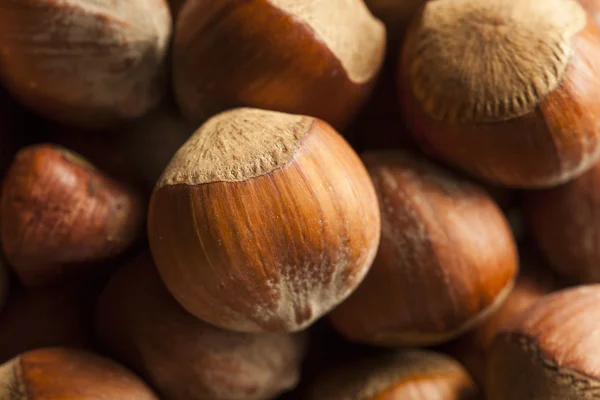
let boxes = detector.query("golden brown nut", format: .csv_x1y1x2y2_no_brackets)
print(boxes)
1,144,144,287
173,0,386,129
330,150,518,346
0,281,96,364
96,253,306,400
148,108,381,333
307,349,480,400
487,285,600,399
524,162,600,283
446,250,563,385
399,0,600,187
0,0,171,129
0,348,158,399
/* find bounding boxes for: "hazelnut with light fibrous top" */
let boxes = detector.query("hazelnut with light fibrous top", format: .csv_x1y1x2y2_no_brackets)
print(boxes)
0,348,158,399
1,144,145,287
329,150,518,347
487,285,600,399
307,349,480,400
148,108,381,333
173,0,386,130
0,0,171,129
399,0,600,187
524,162,600,283
445,249,564,385
96,253,306,400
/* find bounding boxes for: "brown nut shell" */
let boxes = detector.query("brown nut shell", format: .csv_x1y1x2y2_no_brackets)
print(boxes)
446,250,563,385
173,0,386,130
307,349,480,400
524,162,600,283
0,0,171,129
1,144,144,287
399,0,600,187
96,253,306,400
148,108,381,333
487,285,600,400
0,348,158,399
330,150,518,346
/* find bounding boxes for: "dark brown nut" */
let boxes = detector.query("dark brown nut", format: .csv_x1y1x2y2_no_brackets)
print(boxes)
487,285,600,400
524,162,600,283
330,150,518,347
96,253,306,400
307,349,480,400
173,0,386,130
0,0,171,129
399,0,600,187
1,144,144,287
0,348,159,399
0,281,96,364
148,108,381,333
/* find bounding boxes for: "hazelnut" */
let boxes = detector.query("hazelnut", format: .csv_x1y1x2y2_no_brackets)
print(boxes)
487,285,600,399
445,249,563,385
96,253,306,400
329,150,518,347
1,144,144,287
524,162,600,283
399,0,600,187
307,349,480,400
173,0,386,129
0,0,171,129
0,281,96,364
0,348,158,399
148,108,381,333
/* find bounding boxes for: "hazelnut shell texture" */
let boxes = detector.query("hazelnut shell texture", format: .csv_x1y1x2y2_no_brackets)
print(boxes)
148,108,381,333
307,350,480,400
0,0,171,129
330,151,518,346
96,253,306,400
487,285,600,400
0,348,158,399
173,0,386,129
399,0,600,187
1,144,144,287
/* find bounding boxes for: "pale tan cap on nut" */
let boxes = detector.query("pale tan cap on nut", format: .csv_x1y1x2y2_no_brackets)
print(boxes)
407,0,587,122
157,108,314,188
271,0,386,84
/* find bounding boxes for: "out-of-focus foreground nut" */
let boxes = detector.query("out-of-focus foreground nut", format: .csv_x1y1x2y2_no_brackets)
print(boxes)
0,0,172,129
1,144,144,287
0,348,158,399
173,0,386,129
307,349,480,400
330,150,518,346
148,108,381,333
96,253,306,400
487,285,600,400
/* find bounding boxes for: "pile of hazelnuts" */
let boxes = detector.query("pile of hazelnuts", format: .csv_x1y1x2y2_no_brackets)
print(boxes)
0,0,600,398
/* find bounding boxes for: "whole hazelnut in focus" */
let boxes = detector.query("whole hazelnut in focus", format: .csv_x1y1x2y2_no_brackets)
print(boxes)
0,348,158,399
446,249,564,385
0,0,171,129
524,162,600,283
96,253,306,400
330,151,518,347
1,144,144,287
487,285,600,399
0,281,96,364
148,108,381,333
307,350,479,400
173,0,386,130
399,0,600,187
